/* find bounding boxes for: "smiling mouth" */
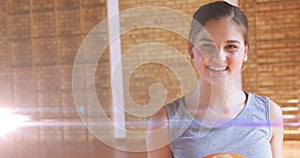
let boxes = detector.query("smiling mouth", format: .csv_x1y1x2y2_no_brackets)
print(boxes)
207,65,229,72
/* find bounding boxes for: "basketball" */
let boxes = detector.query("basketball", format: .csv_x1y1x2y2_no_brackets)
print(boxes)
204,152,246,158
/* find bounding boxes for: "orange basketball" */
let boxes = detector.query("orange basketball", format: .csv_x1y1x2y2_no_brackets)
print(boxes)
204,152,246,158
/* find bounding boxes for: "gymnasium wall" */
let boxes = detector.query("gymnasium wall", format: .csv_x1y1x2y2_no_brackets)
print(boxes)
0,0,299,157
240,0,300,139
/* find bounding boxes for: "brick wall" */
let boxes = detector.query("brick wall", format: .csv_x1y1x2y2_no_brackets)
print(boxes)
0,0,108,144
240,0,300,139
0,0,299,157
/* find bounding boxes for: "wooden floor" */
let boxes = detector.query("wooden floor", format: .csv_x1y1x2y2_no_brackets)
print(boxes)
283,141,300,158
0,140,299,158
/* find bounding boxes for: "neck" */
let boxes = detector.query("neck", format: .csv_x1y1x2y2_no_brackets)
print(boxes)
188,77,245,110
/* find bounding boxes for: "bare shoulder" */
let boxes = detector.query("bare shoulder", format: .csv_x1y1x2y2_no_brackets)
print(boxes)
147,107,168,130
269,99,284,158
148,98,181,130
269,100,283,124
146,106,172,158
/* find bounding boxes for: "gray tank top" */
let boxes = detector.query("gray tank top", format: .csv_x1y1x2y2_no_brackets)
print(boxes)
165,92,272,158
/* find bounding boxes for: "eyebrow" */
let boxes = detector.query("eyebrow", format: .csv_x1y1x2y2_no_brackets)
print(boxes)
199,38,241,44
199,38,214,42
226,40,241,44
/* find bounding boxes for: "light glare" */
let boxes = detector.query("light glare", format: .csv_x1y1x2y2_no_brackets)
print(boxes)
0,108,29,137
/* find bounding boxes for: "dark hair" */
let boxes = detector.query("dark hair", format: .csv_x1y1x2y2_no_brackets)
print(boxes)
189,1,248,45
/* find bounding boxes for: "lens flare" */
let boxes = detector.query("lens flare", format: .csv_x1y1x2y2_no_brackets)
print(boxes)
0,108,29,137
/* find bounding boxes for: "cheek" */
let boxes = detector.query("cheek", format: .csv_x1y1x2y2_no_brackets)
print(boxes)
193,52,207,75
228,54,244,69
193,51,206,66
192,47,206,61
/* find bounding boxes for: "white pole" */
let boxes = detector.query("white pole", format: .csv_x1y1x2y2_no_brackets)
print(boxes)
224,0,238,6
107,0,126,139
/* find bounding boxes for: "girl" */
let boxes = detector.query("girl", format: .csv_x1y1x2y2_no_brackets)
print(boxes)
147,1,283,158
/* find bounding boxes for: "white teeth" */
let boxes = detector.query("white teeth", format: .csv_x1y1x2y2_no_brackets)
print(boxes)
207,65,228,71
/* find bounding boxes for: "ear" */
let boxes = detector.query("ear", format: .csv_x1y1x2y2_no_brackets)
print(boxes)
187,40,194,58
243,43,249,62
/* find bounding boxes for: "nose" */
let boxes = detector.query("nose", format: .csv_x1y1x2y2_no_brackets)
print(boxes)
214,48,227,61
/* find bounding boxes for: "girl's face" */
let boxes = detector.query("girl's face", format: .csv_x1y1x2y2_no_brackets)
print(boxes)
190,18,248,85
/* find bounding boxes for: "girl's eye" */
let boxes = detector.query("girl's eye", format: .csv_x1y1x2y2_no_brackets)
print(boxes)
197,43,218,54
202,43,214,48
225,45,238,51
200,43,217,50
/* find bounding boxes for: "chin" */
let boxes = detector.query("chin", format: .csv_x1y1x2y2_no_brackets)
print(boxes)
206,74,229,85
